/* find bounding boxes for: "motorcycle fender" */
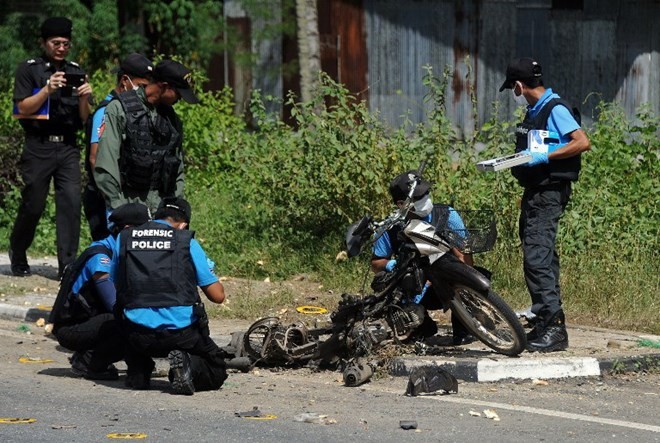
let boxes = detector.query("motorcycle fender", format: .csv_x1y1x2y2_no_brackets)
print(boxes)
427,254,491,293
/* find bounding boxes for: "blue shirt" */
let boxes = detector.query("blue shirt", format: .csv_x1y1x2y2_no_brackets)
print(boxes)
373,206,466,259
71,236,116,311
527,88,580,145
111,220,219,330
90,93,114,144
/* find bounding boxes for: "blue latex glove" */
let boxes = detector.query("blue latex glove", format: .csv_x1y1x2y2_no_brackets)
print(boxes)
385,259,397,272
524,150,549,166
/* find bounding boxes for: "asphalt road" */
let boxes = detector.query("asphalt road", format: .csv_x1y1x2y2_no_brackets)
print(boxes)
0,318,658,443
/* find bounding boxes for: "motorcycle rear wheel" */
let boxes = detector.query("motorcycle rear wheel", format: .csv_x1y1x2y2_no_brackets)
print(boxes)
449,285,526,356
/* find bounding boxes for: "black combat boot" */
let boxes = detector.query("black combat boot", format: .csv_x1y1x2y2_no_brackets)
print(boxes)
526,310,568,353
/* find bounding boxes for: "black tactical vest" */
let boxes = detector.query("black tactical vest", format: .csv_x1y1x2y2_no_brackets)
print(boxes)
49,245,112,327
386,204,451,255
116,221,198,310
512,98,582,188
116,90,182,194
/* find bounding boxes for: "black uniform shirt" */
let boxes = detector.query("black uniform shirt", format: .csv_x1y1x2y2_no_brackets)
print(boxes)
13,56,86,135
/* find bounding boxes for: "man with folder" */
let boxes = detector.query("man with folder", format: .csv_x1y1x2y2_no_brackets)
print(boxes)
10,16,93,279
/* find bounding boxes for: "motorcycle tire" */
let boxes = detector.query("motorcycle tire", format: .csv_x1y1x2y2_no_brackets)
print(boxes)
243,317,281,362
449,285,526,356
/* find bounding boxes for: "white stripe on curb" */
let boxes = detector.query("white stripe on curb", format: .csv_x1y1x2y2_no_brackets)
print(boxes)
477,357,601,382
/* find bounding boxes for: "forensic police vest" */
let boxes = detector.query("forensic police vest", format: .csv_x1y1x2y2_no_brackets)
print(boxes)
386,204,451,255
116,90,182,194
512,98,582,188
116,221,198,309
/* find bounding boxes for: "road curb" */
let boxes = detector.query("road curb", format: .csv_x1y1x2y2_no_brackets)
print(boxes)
0,303,52,323
389,353,660,382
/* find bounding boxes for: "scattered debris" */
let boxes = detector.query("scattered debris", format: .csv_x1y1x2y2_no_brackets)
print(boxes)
234,406,277,420
0,418,36,424
106,432,148,439
335,251,348,262
405,367,458,396
296,306,328,315
607,340,622,349
35,318,46,327
532,379,549,386
264,277,271,283
51,424,77,429
399,420,418,430
235,406,262,418
483,409,500,421
16,324,30,333
343,358,374,387
638,339,660,349
18,357,53,364
293,412,336,425
44,323,54,334
469,410,481,417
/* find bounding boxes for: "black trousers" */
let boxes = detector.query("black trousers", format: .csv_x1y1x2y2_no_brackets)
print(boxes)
519,182,572,325
10,135,81,272
82,182,110,241
124,321,228,392
54,313,125,371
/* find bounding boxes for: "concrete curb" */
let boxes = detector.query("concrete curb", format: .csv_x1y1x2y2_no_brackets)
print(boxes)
389,353,660,382
0,303,52,323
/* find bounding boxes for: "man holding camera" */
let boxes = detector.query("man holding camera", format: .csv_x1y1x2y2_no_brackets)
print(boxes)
10,16,93,278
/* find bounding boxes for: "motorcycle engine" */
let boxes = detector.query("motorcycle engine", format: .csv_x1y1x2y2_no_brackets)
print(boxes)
389,303,426,338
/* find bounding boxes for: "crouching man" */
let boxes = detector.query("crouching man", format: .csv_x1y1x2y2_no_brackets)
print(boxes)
112,197,228,395
49,203,150,379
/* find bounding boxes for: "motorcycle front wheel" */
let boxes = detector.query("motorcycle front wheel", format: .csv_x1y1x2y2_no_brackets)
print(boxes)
449,285,526,356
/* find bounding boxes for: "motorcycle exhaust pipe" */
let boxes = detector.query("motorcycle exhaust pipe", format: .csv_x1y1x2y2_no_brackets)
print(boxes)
343,358,374,387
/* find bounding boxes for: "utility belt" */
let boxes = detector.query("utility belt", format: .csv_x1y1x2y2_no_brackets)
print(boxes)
26,132,77,145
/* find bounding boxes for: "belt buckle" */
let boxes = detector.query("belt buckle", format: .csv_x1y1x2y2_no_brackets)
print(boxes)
48,135,64,142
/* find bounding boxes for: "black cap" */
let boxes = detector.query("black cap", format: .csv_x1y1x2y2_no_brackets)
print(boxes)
41,17,72,40
109,203,150,228
153,60,199,104
155,197,192,224
389,171,431,203
113,53,154,78
499,57,542,92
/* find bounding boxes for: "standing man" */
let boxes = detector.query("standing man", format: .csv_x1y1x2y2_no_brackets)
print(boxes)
499,57,591,352
10,16,93,278
93,60,199,216
83,53,154,240
111,197,228,395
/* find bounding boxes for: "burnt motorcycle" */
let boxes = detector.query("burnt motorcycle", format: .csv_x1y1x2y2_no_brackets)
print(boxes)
240,162,526,373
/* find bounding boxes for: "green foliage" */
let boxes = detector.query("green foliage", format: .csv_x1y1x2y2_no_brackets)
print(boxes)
0,58,657,331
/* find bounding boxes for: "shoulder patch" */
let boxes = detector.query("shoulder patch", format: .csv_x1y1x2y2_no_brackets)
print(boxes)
68,61,80,67
26,59,36,64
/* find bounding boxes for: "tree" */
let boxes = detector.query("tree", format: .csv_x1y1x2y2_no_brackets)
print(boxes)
295,0,321,103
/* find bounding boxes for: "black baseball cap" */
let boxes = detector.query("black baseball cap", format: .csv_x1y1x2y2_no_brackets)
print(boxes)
155,197,192,224
41,17,72,40
499,57,543,92
389,171,431,203
109,203,150,228
154,60,199,104
113,53,154,78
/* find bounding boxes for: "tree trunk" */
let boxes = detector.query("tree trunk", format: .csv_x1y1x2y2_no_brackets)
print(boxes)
295,0,321,103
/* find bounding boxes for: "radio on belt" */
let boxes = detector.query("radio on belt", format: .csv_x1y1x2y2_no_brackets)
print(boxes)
476,130,560,172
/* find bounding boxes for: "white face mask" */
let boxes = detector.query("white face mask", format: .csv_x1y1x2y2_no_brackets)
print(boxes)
411,194,433,217
512,81,528,106
126,77,140,91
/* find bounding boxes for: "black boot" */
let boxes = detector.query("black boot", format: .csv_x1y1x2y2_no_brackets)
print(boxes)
526,310,568,353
